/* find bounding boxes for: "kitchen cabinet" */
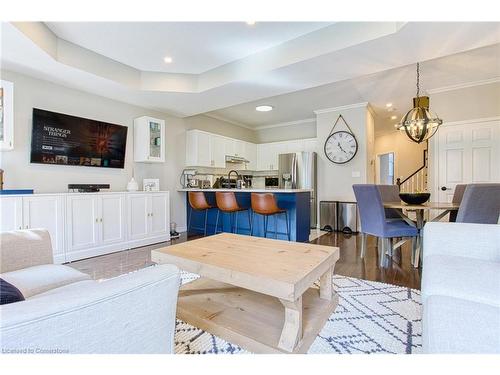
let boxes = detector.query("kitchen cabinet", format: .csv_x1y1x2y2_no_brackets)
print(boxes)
302,138,318,152
243,142,257,170
185,130,212,167
100,194,127,246
210,134,227,168
134,116,166,163
257,142,287,171
22,195,65,262
128,192,169,240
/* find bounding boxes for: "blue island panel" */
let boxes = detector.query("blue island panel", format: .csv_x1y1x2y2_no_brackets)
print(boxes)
185,191,311,242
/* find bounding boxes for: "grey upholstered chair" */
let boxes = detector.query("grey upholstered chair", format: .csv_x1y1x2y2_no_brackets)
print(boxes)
353,184,419,267
449,184,467,222
377,184,402,220
456,183,500,224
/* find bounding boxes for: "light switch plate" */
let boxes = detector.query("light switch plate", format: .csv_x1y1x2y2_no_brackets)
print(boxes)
351,171,361,178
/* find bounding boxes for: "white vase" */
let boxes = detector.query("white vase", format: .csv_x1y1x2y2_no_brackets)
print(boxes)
127,177,139,191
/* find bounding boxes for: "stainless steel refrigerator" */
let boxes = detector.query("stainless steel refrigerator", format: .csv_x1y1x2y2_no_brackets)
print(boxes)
278,152,317,228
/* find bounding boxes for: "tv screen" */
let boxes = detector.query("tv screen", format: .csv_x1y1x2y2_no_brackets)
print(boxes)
30,108,128,169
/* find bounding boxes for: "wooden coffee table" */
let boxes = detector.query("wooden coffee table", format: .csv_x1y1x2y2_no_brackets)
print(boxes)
151,233,340,354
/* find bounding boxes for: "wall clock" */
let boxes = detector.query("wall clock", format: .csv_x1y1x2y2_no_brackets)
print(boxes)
324,114,358,164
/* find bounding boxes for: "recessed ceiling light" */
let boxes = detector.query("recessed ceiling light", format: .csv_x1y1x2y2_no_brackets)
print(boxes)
386,103,393,108
163,56,173,64
246,21,256,26
256,105,273,112
390,115,398,120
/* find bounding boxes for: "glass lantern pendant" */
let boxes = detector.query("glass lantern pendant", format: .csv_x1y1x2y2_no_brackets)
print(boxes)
397,63,443,143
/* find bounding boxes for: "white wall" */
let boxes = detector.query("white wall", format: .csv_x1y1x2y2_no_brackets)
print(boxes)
0,70,252,231
315,103,373,202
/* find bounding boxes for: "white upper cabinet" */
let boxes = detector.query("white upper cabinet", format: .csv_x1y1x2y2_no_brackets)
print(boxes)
134,116,166,163
185,129,317,171
211,135,227,168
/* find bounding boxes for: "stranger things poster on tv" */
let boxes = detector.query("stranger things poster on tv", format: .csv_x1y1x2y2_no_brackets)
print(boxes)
30,108,128,169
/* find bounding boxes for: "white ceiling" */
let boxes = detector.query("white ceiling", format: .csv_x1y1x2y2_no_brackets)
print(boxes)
2,22,500,128
208,43,500,134
45,22,332,74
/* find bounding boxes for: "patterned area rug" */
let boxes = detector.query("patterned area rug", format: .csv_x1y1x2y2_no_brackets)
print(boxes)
175,271,422,354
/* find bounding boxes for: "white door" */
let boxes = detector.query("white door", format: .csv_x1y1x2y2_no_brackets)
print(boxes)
66,195,99,252
0,197,23,231
435,119,500,202
210,135,227,168
149,193,169,236
99,194,126,245
22,195,65,262
128,194,149,240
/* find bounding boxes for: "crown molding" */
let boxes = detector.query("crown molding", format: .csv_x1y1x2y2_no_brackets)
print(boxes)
255,118,316,131
313,102,369,115
427,77,500,95
202,113,254,130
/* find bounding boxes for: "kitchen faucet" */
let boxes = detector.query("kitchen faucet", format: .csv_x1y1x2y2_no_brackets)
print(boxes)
228,170,241,188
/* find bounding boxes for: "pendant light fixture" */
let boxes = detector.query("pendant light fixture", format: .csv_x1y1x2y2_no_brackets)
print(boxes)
396,63,443,143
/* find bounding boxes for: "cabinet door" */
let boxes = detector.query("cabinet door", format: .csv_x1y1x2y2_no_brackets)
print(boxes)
0,197,23,231
99,194,126,245
244,142,257,170
146,119,165,162
128,194,149,240
66,195,99,252
285,140,303,153
149,193,169,236
224,138,236,157
23,196,65,262
197,131,212,167
233,140,245,157
269,143,287,170
210,135,227,168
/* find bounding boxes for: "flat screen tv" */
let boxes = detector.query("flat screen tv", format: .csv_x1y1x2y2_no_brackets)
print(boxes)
30,108,128,169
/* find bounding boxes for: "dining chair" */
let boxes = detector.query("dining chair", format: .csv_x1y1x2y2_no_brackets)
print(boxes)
449,184,467,222
353,184,419,268
377,184,403,220
456,183,500,224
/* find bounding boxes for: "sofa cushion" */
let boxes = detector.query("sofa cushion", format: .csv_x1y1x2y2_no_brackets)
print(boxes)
422,254,500,307
423,295,500,353
1,264,91,298
0,278,25,305
30,280,97,299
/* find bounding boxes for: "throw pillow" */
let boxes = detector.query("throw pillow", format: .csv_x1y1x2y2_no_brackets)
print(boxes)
0,278,25,305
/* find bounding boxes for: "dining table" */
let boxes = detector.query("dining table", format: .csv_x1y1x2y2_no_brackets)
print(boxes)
382,201,460,267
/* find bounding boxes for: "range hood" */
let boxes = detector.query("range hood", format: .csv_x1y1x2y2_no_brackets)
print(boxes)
225,155,249,164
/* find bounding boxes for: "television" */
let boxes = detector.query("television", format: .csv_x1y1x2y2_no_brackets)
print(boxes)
30,108,128,169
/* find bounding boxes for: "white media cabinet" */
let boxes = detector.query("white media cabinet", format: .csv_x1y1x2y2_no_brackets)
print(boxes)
0,191,170,263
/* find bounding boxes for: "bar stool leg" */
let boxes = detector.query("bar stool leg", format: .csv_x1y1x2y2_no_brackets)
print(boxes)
284,211,290,241
204,209,208,236
264,215,268,238
274,214,278,239
215,209,220,235
247,209,252,235
250,211,254,236
235,211,239,234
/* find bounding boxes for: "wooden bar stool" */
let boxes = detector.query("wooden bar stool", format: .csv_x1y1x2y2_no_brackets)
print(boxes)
215,192,252,234
187,191,216,236
250,193,290,241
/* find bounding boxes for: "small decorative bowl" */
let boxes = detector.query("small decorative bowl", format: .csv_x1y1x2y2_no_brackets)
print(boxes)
399,192,431,205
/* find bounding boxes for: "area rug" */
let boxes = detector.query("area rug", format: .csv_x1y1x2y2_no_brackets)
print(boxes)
174,272,422,354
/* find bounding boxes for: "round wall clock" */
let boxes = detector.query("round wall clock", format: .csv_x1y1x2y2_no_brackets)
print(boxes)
324,115,358,164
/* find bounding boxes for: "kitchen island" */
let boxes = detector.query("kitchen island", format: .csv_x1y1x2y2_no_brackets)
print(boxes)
178,188,311,242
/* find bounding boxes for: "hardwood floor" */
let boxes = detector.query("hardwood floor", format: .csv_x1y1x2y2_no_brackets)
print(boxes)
69,231,421,290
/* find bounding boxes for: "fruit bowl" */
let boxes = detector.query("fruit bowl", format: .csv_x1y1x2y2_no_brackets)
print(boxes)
399,192,431,205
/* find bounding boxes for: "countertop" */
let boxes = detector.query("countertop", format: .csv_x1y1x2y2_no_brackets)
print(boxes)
178,188,312,193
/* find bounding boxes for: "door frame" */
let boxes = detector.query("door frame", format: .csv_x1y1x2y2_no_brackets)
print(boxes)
375,151,396,185
428,116,500,203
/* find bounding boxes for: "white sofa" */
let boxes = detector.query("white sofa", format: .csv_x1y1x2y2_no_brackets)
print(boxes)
0,229,180,354
422,222,500,353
